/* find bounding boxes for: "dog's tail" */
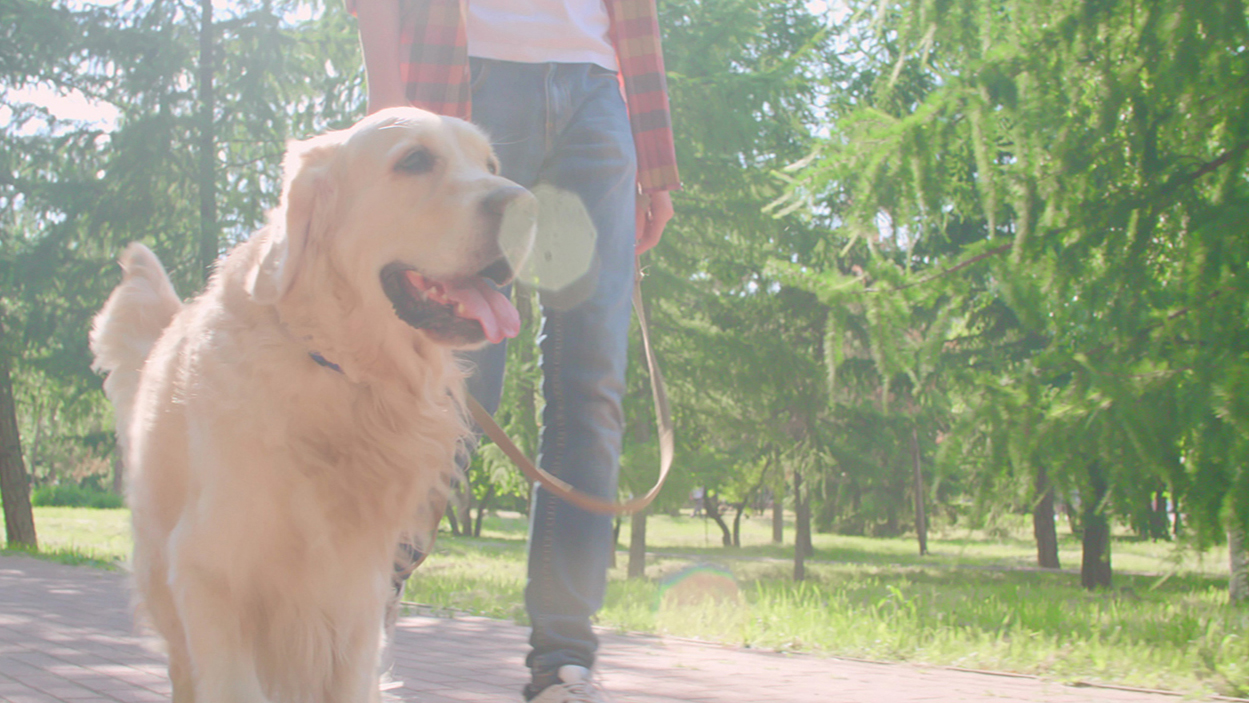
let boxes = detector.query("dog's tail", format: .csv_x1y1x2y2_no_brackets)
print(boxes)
89,243,182,437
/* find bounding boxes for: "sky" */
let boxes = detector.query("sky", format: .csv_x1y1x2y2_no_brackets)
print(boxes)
1,0,318,134
0,84,121,135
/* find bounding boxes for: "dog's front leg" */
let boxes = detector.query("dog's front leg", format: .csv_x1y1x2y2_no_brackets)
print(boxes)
325,620,384,703
169,646,196,703
173,572,271,703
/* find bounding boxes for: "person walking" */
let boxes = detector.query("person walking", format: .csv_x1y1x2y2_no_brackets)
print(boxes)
351,1,680,700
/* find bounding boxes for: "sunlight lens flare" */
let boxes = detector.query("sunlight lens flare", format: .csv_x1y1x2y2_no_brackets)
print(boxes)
658,564,741,609
519,184,599,310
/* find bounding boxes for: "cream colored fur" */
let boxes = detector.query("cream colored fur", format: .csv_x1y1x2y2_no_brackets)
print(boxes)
89,108,530,703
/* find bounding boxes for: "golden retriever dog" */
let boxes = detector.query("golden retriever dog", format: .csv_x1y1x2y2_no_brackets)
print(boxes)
89,107,535,703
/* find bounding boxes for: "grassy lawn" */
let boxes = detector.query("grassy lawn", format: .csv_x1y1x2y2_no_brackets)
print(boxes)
2,506,132,568
9,505,1247,697
410,512,1245,697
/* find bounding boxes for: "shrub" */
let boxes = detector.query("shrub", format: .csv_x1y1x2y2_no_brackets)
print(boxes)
87,491,124,509
31,484,123,509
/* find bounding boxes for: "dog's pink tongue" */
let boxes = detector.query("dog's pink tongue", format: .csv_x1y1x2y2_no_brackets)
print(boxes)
405,271,520,344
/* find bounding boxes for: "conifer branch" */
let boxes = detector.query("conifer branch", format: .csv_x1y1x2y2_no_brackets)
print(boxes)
864,243,1012,294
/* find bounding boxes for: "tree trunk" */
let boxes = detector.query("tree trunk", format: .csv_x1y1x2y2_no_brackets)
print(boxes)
1230,509,1247,604
772,489,784,543
731,502,745,548
797,475,813,558
911,427,928,556
197,0,218,280
609,516,621,568
628,507,647,579
473,483,494,537
1172,494,1183,538
451,479,471,536
729,467,769,549
0,334,37,549
1147,486,1170,541
1080,461,1112,590
1065,498,1081,537
793,470,809,580
28,400,43,482
445,496,461,536
1033,463,1060,569
462,482,474,536
705,491,733,547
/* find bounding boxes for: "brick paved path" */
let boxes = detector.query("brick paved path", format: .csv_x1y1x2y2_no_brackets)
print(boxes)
0,555,1207,702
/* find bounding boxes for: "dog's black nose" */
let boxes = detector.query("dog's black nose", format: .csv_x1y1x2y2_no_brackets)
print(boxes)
481,185,531,218
482,185,536,284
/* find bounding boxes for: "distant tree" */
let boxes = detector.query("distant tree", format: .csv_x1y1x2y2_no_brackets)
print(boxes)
788,0,1249,593
1,319,36,547
629,0,833,570
0,0,365,544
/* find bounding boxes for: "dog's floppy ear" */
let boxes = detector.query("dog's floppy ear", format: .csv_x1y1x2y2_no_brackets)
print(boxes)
246,134,341,305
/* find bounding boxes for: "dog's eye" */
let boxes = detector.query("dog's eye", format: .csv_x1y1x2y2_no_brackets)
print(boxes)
487,158,500,175
396,147,437,175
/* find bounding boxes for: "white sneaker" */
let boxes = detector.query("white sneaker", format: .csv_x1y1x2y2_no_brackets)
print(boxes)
527,665,613,703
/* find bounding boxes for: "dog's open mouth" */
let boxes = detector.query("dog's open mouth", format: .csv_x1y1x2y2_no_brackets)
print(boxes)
381,261,520,345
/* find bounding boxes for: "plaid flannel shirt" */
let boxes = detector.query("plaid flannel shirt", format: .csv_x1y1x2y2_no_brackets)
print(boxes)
350,0,680,193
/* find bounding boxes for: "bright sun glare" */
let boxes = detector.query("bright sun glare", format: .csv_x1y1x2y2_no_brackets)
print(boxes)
2,0,319,135
1,84,121,135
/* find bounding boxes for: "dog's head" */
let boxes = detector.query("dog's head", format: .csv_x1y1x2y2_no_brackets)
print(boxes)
247,107,536,349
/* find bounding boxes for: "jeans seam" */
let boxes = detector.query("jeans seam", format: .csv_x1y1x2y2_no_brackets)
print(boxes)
539,312,564,620
544,64,556,155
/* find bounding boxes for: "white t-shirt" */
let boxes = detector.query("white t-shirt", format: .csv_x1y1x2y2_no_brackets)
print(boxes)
467,0,619,71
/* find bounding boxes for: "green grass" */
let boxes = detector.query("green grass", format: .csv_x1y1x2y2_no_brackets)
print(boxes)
21,505,133,566
409,512,1246,697
600,561,1247,696
13,506,1247,697
0,541,124,570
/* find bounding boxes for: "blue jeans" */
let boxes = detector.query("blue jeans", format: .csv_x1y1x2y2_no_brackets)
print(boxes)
465,58,637,678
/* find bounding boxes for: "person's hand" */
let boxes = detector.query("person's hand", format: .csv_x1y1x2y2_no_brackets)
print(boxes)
635,190,673,255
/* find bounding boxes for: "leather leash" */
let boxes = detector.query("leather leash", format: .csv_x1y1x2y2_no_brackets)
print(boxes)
466,262,674,515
